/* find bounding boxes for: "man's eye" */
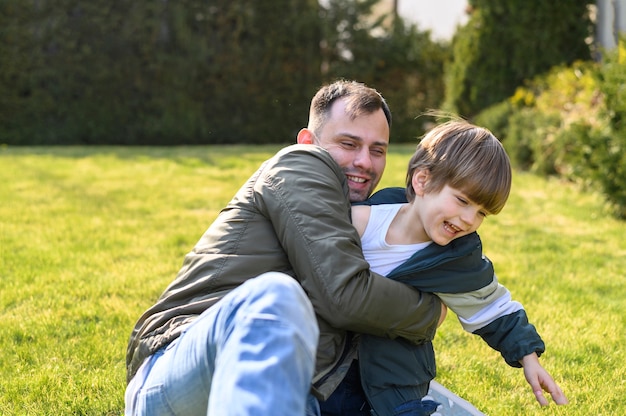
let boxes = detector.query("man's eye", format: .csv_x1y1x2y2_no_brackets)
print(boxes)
371,148,386,156
342,142,357,149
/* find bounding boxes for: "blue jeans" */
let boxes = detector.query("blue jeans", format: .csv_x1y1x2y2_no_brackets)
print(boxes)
125,272,320,416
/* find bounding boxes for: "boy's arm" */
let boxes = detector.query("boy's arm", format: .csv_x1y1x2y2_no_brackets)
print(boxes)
440,284,567,406
436,276,545,367
350,205,371,237
520,353,569,406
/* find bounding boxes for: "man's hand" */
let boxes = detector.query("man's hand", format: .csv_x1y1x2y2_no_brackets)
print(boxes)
520,353,569,406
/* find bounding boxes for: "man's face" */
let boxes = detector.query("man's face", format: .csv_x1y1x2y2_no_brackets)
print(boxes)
309,99,389,202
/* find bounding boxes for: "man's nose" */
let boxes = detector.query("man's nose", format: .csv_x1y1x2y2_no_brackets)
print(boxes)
353,148,373,170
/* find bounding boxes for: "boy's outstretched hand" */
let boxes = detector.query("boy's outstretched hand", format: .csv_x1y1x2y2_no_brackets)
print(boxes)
520,353,569,406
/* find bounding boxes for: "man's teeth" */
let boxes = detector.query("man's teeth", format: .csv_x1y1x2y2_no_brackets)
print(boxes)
347,176,366,183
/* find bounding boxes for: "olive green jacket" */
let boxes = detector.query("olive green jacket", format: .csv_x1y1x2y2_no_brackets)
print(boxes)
125,144,441,399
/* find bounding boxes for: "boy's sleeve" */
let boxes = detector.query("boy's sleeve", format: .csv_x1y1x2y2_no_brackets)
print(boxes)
437,277,545,368
436,276,522,332
473,309,546,367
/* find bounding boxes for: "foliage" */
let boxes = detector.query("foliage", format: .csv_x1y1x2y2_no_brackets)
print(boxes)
197,0,323,143
2,146,626,414
475,39,626,218
319,0,449,141
444,0,593,118
516,50,625,219
472,99,514,144
0,0,322,144
0,0,447,145
579,39,626,218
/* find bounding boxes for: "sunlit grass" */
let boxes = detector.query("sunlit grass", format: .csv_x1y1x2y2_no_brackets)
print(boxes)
1,145,625,415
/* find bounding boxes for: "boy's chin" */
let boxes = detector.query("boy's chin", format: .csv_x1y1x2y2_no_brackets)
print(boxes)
433,233,464,246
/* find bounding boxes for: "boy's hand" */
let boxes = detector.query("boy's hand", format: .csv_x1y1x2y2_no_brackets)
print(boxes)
520,353,569,406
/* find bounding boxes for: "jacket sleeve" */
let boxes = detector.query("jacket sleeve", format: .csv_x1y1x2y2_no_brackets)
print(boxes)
436,276,545,367
435,275,522,332
473,310,546,367
255,146,441,343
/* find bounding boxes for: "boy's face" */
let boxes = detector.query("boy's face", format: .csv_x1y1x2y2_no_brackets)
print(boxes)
412,171,488,246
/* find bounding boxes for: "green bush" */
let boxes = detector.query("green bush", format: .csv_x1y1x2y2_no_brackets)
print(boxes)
505,108,561,173
590,39,626,217
444,0,593,118
0,1,322,145
476,42,626,218
503,61,600,172
319,0,449,142
0,0,448,145
473,100,514,143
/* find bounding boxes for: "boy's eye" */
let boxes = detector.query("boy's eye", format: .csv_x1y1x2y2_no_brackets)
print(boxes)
457,195,488,217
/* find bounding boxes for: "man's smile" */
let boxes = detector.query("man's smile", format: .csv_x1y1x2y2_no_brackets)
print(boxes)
346,175,367,184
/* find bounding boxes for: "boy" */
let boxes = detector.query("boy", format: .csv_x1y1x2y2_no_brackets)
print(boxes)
350,120,568,415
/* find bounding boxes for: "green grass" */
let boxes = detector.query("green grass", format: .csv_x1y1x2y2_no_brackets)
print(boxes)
1,145,625,415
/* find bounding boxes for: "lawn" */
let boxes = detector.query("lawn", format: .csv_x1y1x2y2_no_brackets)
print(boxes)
1,145,625,415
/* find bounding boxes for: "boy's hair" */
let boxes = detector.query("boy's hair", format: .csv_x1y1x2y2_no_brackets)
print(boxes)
308,80,392,137
405,120,511,215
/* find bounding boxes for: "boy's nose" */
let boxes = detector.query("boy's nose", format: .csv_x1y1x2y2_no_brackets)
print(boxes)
460,208,478,227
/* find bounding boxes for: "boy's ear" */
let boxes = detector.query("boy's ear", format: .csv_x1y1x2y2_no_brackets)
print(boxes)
297,128,315,145
412,169,430,196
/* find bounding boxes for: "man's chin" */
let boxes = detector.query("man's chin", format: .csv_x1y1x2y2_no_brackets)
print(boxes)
348,188,372,203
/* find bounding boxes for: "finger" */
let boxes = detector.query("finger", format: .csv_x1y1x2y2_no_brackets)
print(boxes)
534,390,549,406
550,387,569,405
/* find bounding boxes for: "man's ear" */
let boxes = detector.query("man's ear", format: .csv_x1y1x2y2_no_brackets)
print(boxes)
412,169,430,197
297,128,315,145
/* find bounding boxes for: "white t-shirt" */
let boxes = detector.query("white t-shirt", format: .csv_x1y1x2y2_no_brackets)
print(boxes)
360,204,431,276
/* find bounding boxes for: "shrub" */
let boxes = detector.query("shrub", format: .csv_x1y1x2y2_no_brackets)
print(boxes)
476,41,626,218
444,0,593,118
591,39,626,217
319,1,449,142
473,100,514,144
503,61,601,174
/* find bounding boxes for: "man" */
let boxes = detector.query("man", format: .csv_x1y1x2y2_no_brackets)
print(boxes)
125,80,442,415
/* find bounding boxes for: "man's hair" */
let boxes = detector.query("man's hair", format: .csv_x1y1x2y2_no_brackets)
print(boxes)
308,80,391,137
405,120,512,215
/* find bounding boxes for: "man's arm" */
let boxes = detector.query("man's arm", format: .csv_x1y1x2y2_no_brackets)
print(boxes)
256,146,440,343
